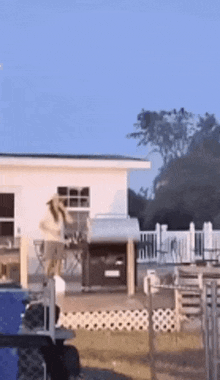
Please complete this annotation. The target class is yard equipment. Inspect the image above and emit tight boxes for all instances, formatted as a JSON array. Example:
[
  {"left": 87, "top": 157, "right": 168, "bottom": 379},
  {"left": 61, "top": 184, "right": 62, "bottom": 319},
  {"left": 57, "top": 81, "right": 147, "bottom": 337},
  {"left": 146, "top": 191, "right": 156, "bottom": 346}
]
[{"left": 0, "top": 278, "right": 81, "bottom": 379}]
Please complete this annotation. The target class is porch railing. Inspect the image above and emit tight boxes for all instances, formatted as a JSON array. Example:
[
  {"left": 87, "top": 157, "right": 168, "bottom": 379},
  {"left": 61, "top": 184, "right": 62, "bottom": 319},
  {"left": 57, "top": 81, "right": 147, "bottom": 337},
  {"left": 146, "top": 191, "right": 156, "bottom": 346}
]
[{"left": 137, "top": 222, "right": 219, "bottom": 264}]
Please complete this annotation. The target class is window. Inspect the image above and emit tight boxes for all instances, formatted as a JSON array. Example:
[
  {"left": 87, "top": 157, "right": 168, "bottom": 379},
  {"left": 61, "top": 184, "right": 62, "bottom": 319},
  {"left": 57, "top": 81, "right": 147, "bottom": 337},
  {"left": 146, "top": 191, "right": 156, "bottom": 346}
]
[
  {"left": 57, "top": 187, "right": 90, "bottom": 240},
  {"left": 0, "top": 193, "right": 14, "bottom": 236},
  {"left": 57, "top": 187, "right": 90, "bottom": 208},
  {"left": 0, "top": 193, "right": 14, "bottom": 218}
]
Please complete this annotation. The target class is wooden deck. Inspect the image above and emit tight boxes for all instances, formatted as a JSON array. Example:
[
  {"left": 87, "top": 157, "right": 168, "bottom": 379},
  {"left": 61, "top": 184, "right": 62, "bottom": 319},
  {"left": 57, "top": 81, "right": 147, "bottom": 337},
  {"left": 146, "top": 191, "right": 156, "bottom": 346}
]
[{"left": 28, "top": 264, "right": 175, "bottom": 313}]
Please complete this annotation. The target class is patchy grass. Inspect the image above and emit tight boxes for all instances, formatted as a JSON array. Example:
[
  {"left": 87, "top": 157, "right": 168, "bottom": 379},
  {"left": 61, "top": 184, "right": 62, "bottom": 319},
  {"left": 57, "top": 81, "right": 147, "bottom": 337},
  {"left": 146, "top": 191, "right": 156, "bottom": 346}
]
[
  {"left": 68, "top": 329, "right": 204, "bottom": 380},
  {"left": 155, "top": 331, "right": 203, "bottom": 352}
]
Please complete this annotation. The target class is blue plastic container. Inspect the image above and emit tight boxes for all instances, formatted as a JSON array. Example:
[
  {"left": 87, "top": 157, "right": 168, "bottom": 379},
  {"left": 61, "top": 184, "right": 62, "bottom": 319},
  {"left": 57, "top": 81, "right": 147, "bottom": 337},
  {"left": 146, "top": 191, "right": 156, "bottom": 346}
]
[{"left": 0, "top": 288, "right": 28, "bottom": 380}]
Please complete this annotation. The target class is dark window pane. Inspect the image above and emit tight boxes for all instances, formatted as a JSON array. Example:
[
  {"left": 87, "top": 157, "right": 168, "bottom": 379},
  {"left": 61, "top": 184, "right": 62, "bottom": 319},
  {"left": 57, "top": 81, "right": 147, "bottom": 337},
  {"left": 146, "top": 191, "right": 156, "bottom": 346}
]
[
  {"left": 0, "top": 222, "right": 14, "bottom": 236},
  {"left": 57, "top": 187, "right": 67, "bottom": 196},
  {"left": 81, "top": 188, "right": 89, "bottom": 196},
  {"left": 69, "top": 198, "right": 79, "bottom": 207},
  {"left": 69, "top": 188, "right": 78, "bottom": 196},
  {"left": 80, "top": 198, "right": 89, "bottom": 207},
  {"left": 0, "top": 194, "right": 14, "bottom": 218}
]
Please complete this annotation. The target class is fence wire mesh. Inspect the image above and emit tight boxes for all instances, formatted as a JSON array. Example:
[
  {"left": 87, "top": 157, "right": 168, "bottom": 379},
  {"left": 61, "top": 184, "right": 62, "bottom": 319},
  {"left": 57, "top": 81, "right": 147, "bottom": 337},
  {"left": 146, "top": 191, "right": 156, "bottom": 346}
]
[
  {"left": 17, "top": 348, "right": 46, "bottom": 380},
  {"left": 17, "top": 289, "right": 50, "bottom": 380}
]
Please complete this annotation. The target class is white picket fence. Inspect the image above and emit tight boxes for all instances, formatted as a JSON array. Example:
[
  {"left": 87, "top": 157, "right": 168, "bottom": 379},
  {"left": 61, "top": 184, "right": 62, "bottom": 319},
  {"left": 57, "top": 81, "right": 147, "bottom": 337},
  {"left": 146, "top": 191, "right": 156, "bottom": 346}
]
[{"left": 137, "top": 222, "right": 220, "bottom": 264}]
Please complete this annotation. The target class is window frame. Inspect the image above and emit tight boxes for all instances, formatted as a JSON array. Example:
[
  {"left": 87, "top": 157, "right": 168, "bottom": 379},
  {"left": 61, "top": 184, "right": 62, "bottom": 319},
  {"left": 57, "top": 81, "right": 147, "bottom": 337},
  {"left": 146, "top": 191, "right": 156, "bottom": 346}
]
[
  {"left": 57, "top": 186, "right": 90, "bottom": 209},
  {"left": 57, "top": 186, "right": 90, "bottom": 240}
]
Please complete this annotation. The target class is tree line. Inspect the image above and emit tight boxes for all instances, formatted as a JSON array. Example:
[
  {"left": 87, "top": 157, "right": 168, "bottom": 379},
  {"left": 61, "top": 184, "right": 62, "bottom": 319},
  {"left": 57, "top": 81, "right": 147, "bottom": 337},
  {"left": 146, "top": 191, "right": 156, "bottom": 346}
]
[{"left": 128, "top": 108, "right": 220, "bottom": 230}]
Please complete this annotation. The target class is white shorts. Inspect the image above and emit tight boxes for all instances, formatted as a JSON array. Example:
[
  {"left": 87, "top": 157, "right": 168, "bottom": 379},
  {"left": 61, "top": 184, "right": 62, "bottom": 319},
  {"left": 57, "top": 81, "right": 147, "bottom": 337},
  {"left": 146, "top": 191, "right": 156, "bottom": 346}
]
[{"left": 44, "top": 241, "right": 65, "bottom": 260}]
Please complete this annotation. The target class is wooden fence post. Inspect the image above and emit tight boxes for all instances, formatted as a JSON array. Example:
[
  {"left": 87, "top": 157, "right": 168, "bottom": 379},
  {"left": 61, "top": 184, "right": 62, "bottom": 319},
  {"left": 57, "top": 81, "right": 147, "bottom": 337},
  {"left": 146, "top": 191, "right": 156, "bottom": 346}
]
[{"left": 127, "top": 239, "right": 135, "bottom": 296}]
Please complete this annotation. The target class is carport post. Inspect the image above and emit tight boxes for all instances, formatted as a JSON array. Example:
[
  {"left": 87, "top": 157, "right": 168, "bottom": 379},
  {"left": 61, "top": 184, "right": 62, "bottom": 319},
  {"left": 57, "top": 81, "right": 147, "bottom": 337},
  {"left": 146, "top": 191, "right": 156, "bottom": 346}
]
[
  {"left": 20, "top": 236, "right": 28, "bottom": 288},
  {"left": 127, "top": 239, "right": 135, "bottom": 296}
]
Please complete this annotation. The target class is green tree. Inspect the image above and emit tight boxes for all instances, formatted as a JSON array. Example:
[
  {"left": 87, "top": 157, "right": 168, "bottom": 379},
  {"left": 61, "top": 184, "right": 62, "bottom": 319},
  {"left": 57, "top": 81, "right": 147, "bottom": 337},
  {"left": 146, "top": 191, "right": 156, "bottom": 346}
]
[
  {"left": 128, "top": 107, "right": 220, "bottom": 229},
  {"left": 127, "top": 108, "right": 220, "bottom": 167},
  {"left": 143, "top": 144, "right": 220, "bottom": 230},
  {"left": 127, "top": 108, "right": 196, "bottom": 165},
  {"left": 128, "top": 188, "right": 149, "bottom": 230},
  {"left": 188, "top": 112, "right": 220, "bottom": 152}
]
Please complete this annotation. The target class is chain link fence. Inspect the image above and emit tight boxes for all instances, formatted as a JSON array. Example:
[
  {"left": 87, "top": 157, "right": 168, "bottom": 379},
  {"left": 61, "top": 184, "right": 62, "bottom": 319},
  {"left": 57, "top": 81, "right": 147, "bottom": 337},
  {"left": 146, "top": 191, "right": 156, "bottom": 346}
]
[{"left": 146, "top": 270, "right": 220, "bottom": 380}]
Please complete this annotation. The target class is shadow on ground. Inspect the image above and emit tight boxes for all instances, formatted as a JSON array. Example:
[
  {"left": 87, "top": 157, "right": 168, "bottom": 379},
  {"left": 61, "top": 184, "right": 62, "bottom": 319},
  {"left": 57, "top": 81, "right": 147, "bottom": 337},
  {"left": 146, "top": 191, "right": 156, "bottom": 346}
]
[
  {"left": 141, "top": 349, "right": 206, "bottom": 380},
  {"left": 80, "top": 367, "right": 133, "bottom": 379}
]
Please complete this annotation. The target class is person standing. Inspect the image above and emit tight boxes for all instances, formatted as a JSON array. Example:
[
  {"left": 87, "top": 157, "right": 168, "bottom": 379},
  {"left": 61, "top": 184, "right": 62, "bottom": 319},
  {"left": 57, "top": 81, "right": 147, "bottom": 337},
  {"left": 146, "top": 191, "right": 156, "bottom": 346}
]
[{"left": 39, "top": 194, "right": 73, "bottom": 277}]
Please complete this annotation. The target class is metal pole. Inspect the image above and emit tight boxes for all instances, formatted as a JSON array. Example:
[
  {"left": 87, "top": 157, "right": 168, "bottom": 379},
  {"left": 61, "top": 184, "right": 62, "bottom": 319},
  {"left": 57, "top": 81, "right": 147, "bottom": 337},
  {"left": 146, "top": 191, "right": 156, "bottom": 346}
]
[
  {"left": 148, "top": 277, "right": 157, "bottom": 380},
  {"left": 43, "top": 282, "right": 47, "bottom": 332},
  {"left": 174, "top": 266, "right": 181, "bottom": 332},
  {"left": 203, "top": 283, "right": 211, "bottom": 380},
  {"left": 48, "top": 278, "right": 56, "bottom": 343},
  {"left": 211, "top": 281, "right": 218, "bottom": 380}
]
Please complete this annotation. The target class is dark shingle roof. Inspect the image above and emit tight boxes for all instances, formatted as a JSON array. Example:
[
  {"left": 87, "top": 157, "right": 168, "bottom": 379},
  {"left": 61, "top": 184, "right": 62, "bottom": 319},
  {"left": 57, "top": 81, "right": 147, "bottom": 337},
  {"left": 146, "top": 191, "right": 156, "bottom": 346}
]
[{"left": 0, "top": 153, "right": 148, "bottom": 161}]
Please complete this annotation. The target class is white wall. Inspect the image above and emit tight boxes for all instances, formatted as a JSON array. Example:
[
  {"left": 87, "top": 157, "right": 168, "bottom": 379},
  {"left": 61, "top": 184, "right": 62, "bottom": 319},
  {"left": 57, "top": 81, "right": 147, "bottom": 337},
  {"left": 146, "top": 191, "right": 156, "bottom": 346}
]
[{"left": 0, "top": 166, "right": 128, "bottom": 273}]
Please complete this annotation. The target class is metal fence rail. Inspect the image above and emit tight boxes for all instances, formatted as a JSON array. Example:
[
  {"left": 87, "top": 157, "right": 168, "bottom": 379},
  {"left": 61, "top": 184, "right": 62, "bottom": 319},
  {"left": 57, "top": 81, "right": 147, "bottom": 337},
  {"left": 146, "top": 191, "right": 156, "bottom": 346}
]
[{"left": 203, "top": 281, "right": 220, "bottom": 380}]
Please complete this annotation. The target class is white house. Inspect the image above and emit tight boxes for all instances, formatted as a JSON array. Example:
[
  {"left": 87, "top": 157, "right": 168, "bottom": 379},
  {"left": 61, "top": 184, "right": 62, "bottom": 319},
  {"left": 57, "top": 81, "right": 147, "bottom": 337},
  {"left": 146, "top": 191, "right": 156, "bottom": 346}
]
[{"left": 0, "top": 153, "right": 151, "bottom": 285}]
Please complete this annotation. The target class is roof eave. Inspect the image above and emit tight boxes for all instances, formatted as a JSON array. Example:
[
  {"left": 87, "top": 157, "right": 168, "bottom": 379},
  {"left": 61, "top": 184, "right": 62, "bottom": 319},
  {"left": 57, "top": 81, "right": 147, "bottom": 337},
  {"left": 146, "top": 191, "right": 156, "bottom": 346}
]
[{"left": 0, "top": 156, "right": 151, "bottom": 170}]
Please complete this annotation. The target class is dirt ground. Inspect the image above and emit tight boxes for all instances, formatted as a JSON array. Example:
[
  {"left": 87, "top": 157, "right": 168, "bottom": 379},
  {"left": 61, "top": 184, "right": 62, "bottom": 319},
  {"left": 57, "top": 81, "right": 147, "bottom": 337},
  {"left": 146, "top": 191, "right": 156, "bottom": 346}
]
[
  {"left": 78, "top": 350, "right": 205, "bottom": 380},
  {"left": 68, "top": 329, "right": 205, "bottom": 380},
  {"left": 29, "top": 263, "right": 207, "bottom": 379}
]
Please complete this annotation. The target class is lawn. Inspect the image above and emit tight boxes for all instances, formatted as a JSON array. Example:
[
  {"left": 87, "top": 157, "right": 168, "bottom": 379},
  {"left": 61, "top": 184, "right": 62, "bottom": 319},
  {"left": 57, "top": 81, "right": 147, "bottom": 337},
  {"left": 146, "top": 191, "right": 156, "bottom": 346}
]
[{"left": 68, "top": 329, "right": 205, "bottom": 380}]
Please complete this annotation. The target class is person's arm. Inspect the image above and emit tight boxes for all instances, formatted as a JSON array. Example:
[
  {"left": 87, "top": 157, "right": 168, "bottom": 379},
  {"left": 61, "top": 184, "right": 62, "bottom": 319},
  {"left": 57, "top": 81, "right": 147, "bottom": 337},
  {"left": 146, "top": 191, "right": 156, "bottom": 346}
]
[
  {"left": 65, "top": 212, "right": 74, "bottom": 224},
  {"left": 39, "top": 219, "right": 61, "bottom": 238},
  {"left": 59, "top": 203, "right": 74, "bottom": 224}
]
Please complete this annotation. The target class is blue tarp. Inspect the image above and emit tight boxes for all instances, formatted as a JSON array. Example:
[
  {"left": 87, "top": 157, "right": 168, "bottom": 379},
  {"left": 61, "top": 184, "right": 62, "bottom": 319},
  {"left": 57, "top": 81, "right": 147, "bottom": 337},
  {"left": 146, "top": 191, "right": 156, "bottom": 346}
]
[{"left": 0, "top": 290, "right": 28, "bottom": 380}]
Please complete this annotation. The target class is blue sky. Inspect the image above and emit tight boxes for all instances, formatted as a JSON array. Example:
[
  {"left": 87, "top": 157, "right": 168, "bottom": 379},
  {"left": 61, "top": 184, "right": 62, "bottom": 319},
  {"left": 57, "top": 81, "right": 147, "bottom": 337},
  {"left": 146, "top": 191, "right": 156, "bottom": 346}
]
[{"left": 0, "top": 0, "right": 220, "bottom": 193}]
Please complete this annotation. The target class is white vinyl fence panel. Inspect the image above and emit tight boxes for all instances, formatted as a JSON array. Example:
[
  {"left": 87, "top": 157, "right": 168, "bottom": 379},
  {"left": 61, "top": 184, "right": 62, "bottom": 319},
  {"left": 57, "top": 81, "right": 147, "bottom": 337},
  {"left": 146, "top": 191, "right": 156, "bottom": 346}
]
[
  {"left": 138, "top": 230, "right": 190, "bottom": 264},
  {"left": 137, "top": 231, "right": 157, "bottom": 263},
  {"left": 211, "top": 231, "right": 220, "bottom": 261},
  {"left": 137, "top": 222, "right": 217, "bottom": 264},
  {"left": 160, "top": 231, "right": 190, "bottom": 264}
]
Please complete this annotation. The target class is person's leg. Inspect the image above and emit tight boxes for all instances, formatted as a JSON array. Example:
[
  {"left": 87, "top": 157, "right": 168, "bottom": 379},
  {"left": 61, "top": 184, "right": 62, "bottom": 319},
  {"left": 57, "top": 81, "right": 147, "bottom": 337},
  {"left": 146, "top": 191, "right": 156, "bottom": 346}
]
[
  {"left": 46, "top": 259, "right": 56, "bottom": 277},
  {"left": 45, "top": 241, "right": 56, "bottom": 277},
  {"left": 54, "top": 243, "right": 65, "bottom": 276},
  {"left": 53, "top": 259, "right": 62, "bottom": 276}
]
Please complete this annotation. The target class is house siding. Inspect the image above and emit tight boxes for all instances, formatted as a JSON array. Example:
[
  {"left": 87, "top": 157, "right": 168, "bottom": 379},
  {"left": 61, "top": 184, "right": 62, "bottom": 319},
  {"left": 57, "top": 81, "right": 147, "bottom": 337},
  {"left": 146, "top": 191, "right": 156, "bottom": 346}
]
[{"left": 0, "top": 167, "right": 128, "bottom": 273}]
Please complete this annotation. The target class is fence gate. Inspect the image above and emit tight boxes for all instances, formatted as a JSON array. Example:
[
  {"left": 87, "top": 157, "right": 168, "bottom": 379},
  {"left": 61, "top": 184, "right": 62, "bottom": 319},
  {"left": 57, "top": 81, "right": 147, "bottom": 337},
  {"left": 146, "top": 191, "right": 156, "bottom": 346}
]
[{"left": 204, "top": 281, "right": 220, "bottom": 380}]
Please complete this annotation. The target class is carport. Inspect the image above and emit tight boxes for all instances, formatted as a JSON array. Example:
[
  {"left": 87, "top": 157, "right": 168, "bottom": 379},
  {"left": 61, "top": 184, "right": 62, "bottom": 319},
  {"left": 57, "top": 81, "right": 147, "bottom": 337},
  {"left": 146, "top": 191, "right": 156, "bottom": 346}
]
[{"left": 82, "top": 216, "right": 140, "bottom": 295}]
